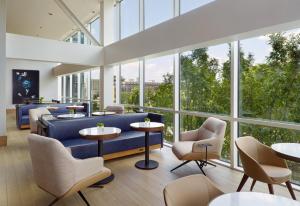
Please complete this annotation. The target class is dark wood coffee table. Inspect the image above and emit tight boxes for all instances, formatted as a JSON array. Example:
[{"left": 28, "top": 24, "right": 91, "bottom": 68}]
[{"left": 130, "top": 122, "right": 164, "bottom": 170}]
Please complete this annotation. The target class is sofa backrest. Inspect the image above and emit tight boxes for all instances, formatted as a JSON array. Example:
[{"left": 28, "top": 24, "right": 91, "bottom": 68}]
[{"left": 47, "top": 113, "right": 163, "bottom": 141}]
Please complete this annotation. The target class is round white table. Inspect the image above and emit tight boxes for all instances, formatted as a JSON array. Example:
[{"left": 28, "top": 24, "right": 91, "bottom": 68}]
[
  {"left": 79, "top": 127, "right": 121, "bottom": 185},
  {"left": 209, "top": 192, "right": 300, "bottom": 206},
  {"left": 130, "top": 122, "right": 164, "bottom": 170},
  {"left": 57, "top": 114, "right": 85, "bottom": 119},
  {"left": 92, "top": 111, "right": 116, "bottom": 116},
  {"left": 271, "top": 143, "right": 300, "bottom": 162}
]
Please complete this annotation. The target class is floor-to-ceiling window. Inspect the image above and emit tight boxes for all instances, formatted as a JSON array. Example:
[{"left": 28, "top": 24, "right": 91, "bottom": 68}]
[
  {"left": 91, "top": 69, "right": 101, "bottom": 111},
  {"left": 120, "top": 0, "right": 139, "bottom": 39},
  {"left": 120, "top": 62, "right": 139, "bottom": 105},
  {"left": 180, "top": 43, "right": 231, "bottom": 161},
  {"left": 80, "top": 71, "right": 90, "bottom": 100},
  {"left": 72, "top": 74, "right": 79, "bottom": 101},
  {"left": 144, "top": 0, "right": 173, "bottom": 29},
  {"left": 238, "top": 29, "right": 300, "bottom": 184},
  {"left": 90, "top": 17, "right": 100, "bottom": 42},
  {"left": 65, "top": 75, "right": 71, "bottom": 102}
]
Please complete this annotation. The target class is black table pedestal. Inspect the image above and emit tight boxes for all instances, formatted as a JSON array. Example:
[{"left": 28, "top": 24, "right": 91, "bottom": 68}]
[
  {"left": 91, "top": 139, "right": 114, "bottom": 186},
  {"left": 135, "top": 131, "right": 159, "bottom": 170}
]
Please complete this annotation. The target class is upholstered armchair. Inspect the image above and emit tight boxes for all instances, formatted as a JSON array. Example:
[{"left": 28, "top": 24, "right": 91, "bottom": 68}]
[
  {"left": 29, "top": 107, "right": 51, "bottom": 133},
  {"left": 105, "top": 105, "right": 124, "bottom": 114},
  {"left": 236, "top": 136, "right": 295, "bottom": 200},
  {"left": 171, "top": 117, "right": 227, "bottom": 175},
  {"left": 27, "top": 134, "right": 111, "bottom": 206},
  {"left": 163, "top": 174, "right": 223, "bottom": 206}
]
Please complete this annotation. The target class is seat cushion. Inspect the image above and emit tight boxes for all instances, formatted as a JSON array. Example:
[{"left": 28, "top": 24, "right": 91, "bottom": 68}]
[
  {"left": 62, "top": 131, "right": 162, "bottom": 159},
  {"left": 172, "top": 141, "right": 219, "bottom": 161},
  {"left": 260, "top": 164, "right": 291, "bottom": 183}
]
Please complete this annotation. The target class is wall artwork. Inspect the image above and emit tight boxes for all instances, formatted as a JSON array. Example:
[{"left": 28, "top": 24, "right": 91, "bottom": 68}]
[{"left": 12, "top": 69, "right": 39, "bottom": 104}]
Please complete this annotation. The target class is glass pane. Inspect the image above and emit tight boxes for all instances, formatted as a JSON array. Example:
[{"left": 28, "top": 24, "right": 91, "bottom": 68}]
[
  {"left": 180, "top": 43, "right": 231, "bottom": 114},
  {"left": 239, "top": 123, "right": 300, "bottom": 184},
  {"left": 145, "top": 55, "right": 174, "bottom": 108},
  {"left": 72, "top": 74, "right": 78, "bottom": 100},
  {"left": 121, "top": 62, "right": 139, "bottom": 105},
  {"left": 61, "top": 76, "right": 64, "bottom": 98},
  {"left": 80, "top": 71, "right": 90, "bottom": 100},
  {"left": 144, "top": 109, "right": 174, "bottom": 143},
  {"left": 72, "top": 33, "right": 79, "bottom": 43},
  {"left": 239, "top": 30, "right": 300, "bottom": 123},
  {"left": 180, "top": 114, "right": 231, "bottom": 162},
  {"left": 65, "top": 75, "right": 70, "bottom": 101},
  {"left": 180, "top": 0, "right": 215, "bottom": 14},
  {"left": 91, "top": 69, "right": 100, "bottom": 111},
  {"left": 120, "top": 0, "right": 139, "bottom": 39},
  {"left": 144, "top": 0, "right": 173, "bottom": 29},
  {"left": 91, "top": 18, "right": 100, "bottom": 42}
]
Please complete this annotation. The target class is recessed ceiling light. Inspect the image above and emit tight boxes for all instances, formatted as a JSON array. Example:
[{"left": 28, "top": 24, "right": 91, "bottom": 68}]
[
  {"left": 92, "top": 11, "right": 95, "bottom": 13},
  {"left": 39, "top": 26, "right": 43, "bottom": 29},
  {"left": 48, "top": 12, "right": 53, "bottom": 16}
]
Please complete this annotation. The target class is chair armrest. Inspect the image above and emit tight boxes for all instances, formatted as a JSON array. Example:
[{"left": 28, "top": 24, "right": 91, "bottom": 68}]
[
  {"left": 73, "top": 157, "right": 104, "bottom": 182},
  {"left": 192, "top": 138, "right": 218, "bottom": 153},
  {"left": 180, "top": 129, "right": 199, "bottom": 141}
]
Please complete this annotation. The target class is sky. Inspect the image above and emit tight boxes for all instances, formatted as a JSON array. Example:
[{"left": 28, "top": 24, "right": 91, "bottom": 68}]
[{"left": 120, "top": 0, "right": 300, "bottom": 82}]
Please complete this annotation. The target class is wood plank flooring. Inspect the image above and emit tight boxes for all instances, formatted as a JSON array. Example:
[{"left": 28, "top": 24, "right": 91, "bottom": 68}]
[{"left": 1, "top": 112, "right": 299, "bottom": 206}]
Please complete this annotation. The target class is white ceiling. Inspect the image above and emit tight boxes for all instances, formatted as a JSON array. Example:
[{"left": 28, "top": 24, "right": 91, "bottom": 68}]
[{"left": 6, "top": 0, "right": 100, "bottom": 40}]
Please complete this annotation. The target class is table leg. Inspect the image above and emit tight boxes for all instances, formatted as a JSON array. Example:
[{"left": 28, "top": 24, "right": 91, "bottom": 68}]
[
  {"left": 91, "top": 140, "right": 114, "bottom": 186},
  {"left": 135, "top": 131, "right": 159, "bottom": 170}
]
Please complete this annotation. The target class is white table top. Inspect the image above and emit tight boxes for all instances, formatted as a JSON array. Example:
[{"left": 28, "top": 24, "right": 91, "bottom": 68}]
[
  {"left": 271, "top": 143, "right": 300, "bottom": 162},
  {"left": 79, "top": 127, "right": 121, "bottom": 137},
  {"left": 209, "top": 192, "right": 300, "bottom": 206},
  {"left": 130, "top": 122, "right": 164, "bottom": 129},
  {"left": 57, "top": 114, "right": 85, "bottom": 119},
  {"left": 66, "top": 105, "right": 84, "bottom": 109},
  {"left": 92, "top": 111, "right": 116, "bottom": 116}
]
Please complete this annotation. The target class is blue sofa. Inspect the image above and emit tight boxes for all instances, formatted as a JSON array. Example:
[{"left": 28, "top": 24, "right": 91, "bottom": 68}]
[
  {"left": 16, "top": 103, "right": 89, "bottom": 129},
  {"left": 44, "top": 113, "right": 164, "bottom": 159}
]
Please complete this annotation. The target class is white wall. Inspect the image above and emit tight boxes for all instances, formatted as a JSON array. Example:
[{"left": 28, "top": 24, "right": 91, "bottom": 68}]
[
  {"left": 0, "top": 0, "right": 6, "bottom": 137},
  {"left": 6, "top": 59, "right": 58, "bottom": 109},
  {"left": 104, "top": 0, "right": 300, "bottom": 65},
  {"left": 6, "top": 33, "right": 104, "bottom": 66}
]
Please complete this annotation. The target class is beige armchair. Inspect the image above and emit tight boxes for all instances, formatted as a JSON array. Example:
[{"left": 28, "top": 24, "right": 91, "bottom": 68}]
[
  {"left": 236, "top": 136, "right": 295, "bottom": 200},
  {"left": 171, "top": 117, "right": 227, "bottom": 175},
  {"left": 27, "top": 134, "right": 111, "bottom": 205},
  {"left": 163, "top": 174, "right": 223, "bottom": 206},
  {"left": 105, "top": 104, "right": 124, "bottom": 114},
  {"left": 29, "top": 107, "right": 51, "bottom": 133}
]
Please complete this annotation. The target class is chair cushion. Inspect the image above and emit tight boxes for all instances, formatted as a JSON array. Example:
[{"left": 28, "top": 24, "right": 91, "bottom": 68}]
[
  {"left": 21, "top": 115, "right": 29, "bottom": 124},
  {"left": 172, "top": 141, "right": 219, "bottom": 161},
  {"left": 260, "top": 164, "right": 291, "bottom": 183}
]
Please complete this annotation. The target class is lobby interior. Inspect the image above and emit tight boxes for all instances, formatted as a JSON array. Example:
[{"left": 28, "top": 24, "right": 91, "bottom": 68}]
[{"left": 1, "top": 0, "right": 300, "bottom": 206}]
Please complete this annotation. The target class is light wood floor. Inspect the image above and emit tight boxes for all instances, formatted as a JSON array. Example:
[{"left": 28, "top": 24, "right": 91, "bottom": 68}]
[{"left": 1, "top": 112, "right": 300, "bottom": 206}]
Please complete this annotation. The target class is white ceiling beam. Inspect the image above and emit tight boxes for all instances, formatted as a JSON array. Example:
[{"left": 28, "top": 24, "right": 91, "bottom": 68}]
[{"left": 54, "top": 0, "right": 100, "bottom": 46}]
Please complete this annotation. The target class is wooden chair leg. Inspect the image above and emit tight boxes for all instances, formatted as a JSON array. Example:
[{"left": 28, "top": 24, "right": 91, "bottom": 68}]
[
  {"left": 286, "top": 181, "right": 296, "bottom": 200},
  {"left": 237, "top": 174, "right": 249, "bottom": 192},
  {"left": 250, "top": 179, "right": 256, "bottom": 191},
  {"left": 268, "top": 184, "right": 274, "bottom": 194}
]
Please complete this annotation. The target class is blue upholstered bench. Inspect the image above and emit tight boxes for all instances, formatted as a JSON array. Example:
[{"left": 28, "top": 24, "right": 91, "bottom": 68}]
[
  {"left": 16, "top": 103, "right": 89, "bottom": 129},
  {"left": 44, "top": 113, "right": 164, "bottom": 159}
]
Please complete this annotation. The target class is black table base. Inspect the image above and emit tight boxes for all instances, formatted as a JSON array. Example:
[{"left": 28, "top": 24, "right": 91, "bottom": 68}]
[
  {"left": 135, "top": 160, "right": 159, "bottom": 170},
  {"left": 91, "top": 174, "right": 115, "bottom": 187}
]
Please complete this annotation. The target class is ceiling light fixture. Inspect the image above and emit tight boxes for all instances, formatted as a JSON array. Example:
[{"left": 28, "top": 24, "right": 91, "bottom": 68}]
[{"left": 48, "top": 12, "right": 53, "bottom": 16}]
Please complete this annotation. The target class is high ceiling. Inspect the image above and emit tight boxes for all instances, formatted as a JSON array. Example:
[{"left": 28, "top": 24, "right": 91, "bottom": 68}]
[{"left": 6, "top": 0, "right": 100, "bottom": 40}]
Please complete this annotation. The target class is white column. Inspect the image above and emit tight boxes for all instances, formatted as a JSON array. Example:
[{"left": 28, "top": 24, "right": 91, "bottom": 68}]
[
  {"left": 0, "top": 0, "right": 7, "bottom": 145},
  {"left": 230, "top": 41, "right": 239, "bottom": 168}
]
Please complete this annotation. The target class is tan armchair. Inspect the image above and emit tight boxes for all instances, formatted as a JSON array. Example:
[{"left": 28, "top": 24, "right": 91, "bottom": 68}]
[
  {"left": 27, "top": 134, "right": 111, "bottom": 205},
  {"left": 163, "top": 174, "right": 223, "bottom": 206},
  {"left": 235, "top": 136, "right": 295, "bottom": 200},
  {"left": 105, "top": 104, "right": 124, "bottom": 114},
  {"left": 29, "top": 107, "right": 51, "bottom": 133},
  {"left": 171, "top": 117, "right": 227, "bottom": 175}
]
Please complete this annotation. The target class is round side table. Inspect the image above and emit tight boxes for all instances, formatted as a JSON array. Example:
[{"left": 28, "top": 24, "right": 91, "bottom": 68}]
[
  {"left": 130, "top": 122, "right": 164, "bottom": 170},
  {"left": 79, "top": 127, "right": 121, "bottom": 185},
  {"left": 66, "top": 105, "right": 84, "bottom": 114}
]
